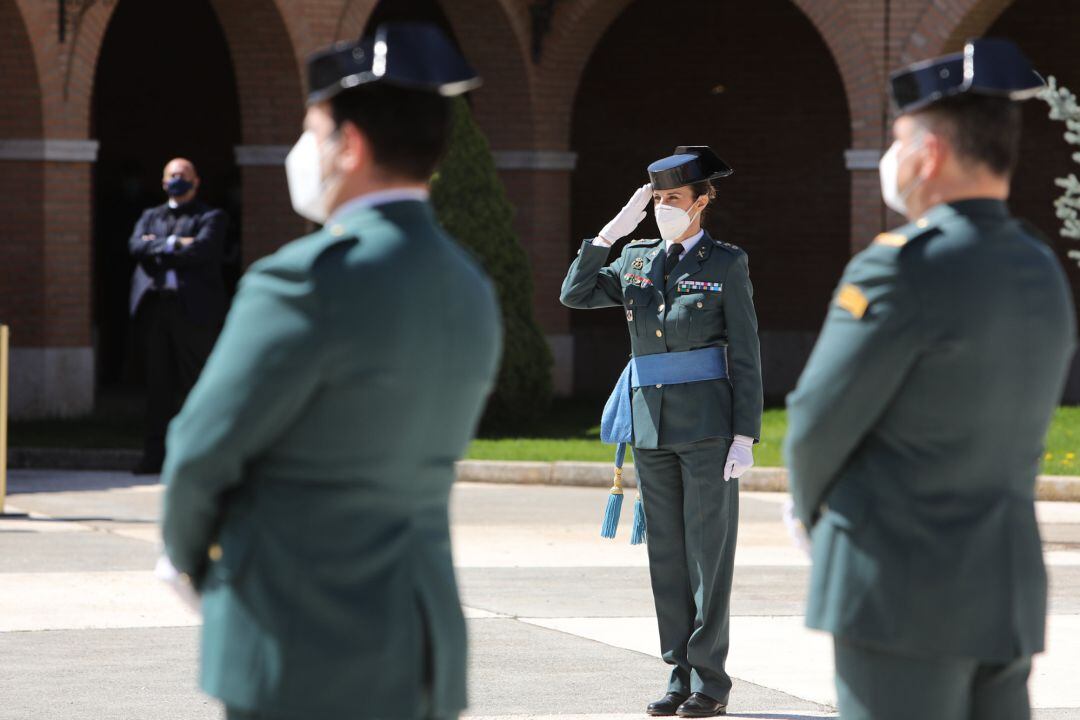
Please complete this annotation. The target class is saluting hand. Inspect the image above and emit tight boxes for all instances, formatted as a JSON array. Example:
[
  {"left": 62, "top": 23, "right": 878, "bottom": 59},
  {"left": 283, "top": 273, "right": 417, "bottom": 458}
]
[{"left": 596, "top": 183, "right": 652, "bottom": 247}]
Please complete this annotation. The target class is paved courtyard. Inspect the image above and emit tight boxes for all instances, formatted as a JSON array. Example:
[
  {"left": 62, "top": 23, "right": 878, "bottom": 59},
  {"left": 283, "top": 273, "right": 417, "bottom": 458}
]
[{"left": 2, "top": 470, "right": 1079, "bottom": 719}]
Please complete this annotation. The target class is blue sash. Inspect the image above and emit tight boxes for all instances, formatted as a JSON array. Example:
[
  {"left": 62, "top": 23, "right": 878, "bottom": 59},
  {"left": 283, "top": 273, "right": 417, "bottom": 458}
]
[{"left": 600, "top": 346, "right": 729, "bottom": 450}]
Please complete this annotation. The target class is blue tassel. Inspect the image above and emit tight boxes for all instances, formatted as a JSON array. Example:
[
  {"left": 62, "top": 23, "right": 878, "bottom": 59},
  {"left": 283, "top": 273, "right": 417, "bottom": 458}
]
[
  {"left": 630, "top": 495, "right": 647, "bottom": 545},
  {"left": 600, "top": 489, "right": 624, "bottom": 538},
  {"left": 600, "top": 461, "right": 625, "bottom": 539}
]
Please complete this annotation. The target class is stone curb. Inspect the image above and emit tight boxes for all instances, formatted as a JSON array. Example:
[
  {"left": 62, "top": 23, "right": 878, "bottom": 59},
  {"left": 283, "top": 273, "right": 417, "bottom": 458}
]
[
  {"left": 8, "top": 449, "right": 1080, "bottom": 502},
  {"left": 456, "top": 460, "right": 1080, "bottom": 502}
]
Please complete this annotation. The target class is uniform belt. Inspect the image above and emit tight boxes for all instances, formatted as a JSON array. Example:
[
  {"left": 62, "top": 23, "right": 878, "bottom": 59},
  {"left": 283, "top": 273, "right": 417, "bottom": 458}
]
[{"left": 601, "top": 346, "right": 728, "bottom": 447}]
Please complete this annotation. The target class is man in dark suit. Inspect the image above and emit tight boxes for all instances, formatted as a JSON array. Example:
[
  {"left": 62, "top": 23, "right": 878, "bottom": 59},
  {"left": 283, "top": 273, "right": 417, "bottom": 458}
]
[
  {"left": 785, "top": 39, "right": 1077, "bottom": 720},
  {"left": 160, "top": 24, "right": 501, "bottom": 720},
  {"left": 129, "top": 157, "right": 227, "bottom": 474}
]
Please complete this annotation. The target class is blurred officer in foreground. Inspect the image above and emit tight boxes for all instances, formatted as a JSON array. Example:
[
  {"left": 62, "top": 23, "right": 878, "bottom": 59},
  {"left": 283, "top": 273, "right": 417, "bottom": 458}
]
[
  {"left": 785, "top": 38, "right": 1077, "bottom": 720},
  {"left": 561, "top": 147, "right": 763, "bottom": 718},
  {"left": 160, "top": 24, "right": 501, "bottom": 720},
  {"left": 129, "top": 158, "right": 227, "bottom": 474}
]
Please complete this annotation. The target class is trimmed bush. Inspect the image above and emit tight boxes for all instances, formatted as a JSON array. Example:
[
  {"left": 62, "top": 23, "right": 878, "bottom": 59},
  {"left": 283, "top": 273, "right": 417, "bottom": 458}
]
[{"left": 431, "top": 97, "right": 553, "bottom": 429}]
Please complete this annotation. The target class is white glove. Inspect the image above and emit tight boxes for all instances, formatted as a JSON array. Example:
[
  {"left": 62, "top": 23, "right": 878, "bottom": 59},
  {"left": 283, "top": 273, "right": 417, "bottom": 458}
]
[
  {"left": 595, "top": 183, "right": 653, "bottom": 246},
  {"left": 782, "top": 498, "right": 812, "bottom": 556},
  {"left": 723, "top": 435, "right": 755, "bottom": 481},
  {"left": 154, "top": 554, "right": 202, "bottom": 614}
]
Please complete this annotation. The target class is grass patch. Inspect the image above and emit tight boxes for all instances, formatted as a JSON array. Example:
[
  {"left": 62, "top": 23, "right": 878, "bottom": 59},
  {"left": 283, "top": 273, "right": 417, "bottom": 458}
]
[
  {"left": 467, "top": 407, "right": 789, "bottom": 464},
  {"left": 1045, "top": 406, "right": 1080, "bottom": 475},
  {"left": 467, "top": 404, "right": 1080, "bottom": 477},
  {"left": 8, "top": 392, "right": 1080, "bottom": 477}
]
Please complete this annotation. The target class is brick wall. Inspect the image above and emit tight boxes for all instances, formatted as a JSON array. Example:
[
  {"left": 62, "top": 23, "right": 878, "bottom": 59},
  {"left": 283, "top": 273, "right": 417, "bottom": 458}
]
[
  {"left": 5, "top": 0, "right": 1079, "bottom": 413},
  {"left": 0, "top": 0, "right": 44, "bottom": 346}
]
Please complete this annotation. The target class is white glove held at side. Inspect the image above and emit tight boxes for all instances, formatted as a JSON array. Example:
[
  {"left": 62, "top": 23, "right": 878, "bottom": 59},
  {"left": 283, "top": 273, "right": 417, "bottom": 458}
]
[
  {"left": 154, "top": 554, "right": 202, "bottom": 614},
  {"left": 723, "top": 435, "right": 755, "bottom": 481},
  {"left": 595, "top": 183, "right": 653, "bottom": 246},
  {"left": 782, "top": 498, "right": 812, "bottom": 556}
]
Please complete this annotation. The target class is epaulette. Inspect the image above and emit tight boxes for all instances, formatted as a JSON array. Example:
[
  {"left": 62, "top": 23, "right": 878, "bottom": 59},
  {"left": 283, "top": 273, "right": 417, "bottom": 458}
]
[
  {"left": 266, "top": 223, "right": 359, "bottom": 273},
  {"left": 713, "top": 239, "right": 744, "bottom": 255},
  {"left": 629, "top": 237, "right": 662, "bottom": 247},
  {"left": 872, "top": 217, "right": 940, "bottom": 249}
]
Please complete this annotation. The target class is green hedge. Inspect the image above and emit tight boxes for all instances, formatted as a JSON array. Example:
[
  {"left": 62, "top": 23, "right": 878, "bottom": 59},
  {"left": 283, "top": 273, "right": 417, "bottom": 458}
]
[{"left": 431, "top": 97, "right": 553, "bottom": 429}]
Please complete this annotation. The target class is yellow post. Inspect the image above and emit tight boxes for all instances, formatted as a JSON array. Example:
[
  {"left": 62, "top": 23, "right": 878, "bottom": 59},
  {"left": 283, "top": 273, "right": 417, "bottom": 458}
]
[{"left": 0, "top": 324, "right": 8, "bottom": 514}]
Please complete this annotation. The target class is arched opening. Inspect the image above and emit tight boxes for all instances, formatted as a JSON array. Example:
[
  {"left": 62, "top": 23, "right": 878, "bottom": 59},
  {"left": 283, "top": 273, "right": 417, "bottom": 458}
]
[
  {"left": 982, "top": 0, "right": 1080, "bottom": 399},
  {"left": 983, "top": 1, "right": 1080, "bottom": 298},
  {"left": 362, "top": 0, "right": 457, "bottom": 41},
  {"left": 91, "top": 0, "right": 241, "bottom": 391},
  {"left": 0, "top": 0, "right": 44, "bottom": 346},
  {"left": 569, "top": 0, "right": 851, "bottom": 397}
]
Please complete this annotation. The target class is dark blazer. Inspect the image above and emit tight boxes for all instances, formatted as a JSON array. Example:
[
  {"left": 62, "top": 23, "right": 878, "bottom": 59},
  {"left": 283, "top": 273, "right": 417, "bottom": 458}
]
[
  {"left": 560, "top": 232, "right": 764, "bottom": 446},
  {"left": 161, "top": 200, "right": 502, "bottom": 719},
  {"left": 786, "top": 199, "right": 1077, "bottom": 662},
  {"left": 128, "top": 200, "right": 228, "bottom": 325}
]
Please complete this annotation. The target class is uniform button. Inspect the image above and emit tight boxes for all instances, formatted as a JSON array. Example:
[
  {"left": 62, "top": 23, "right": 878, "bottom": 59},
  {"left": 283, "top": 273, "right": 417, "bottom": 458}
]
[
  {"left": 628, "top": 299, "right": 634, "bottom": 305},
  {"left": 696, "top": 301, "right": 703, "bottom": 308},
  {"left": 656, "top": 384, "right": 663, "bottom": 389},
  {"left": 208, "top": 544, "right": 223, "bottom": 562},
  {"left": 330, "top": 224, "right": 346, "bottom": 236},
  {"left": 658, "top": 304, "right": 665, "bottom": 312},
  {"left": 655, "top": 329, "right": 663, "bottom": 337}
]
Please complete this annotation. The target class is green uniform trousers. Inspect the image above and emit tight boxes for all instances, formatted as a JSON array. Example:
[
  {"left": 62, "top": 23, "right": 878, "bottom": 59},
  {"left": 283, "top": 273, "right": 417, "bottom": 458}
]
[
  {"left": 834, "top": 637, "right": 1032, "bottom": 720},
  {"left": 634, "top": 437, "right": 738, "bottom": 702}
]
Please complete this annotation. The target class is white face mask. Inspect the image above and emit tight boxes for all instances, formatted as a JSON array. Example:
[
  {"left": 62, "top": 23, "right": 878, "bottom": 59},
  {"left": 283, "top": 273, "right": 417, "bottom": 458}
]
[
  {"left": 285, "top": 130, "right": 341, "bottom": 224},
  {"left": 879, "top": 136, "right": 924, "bottom": 216},
  {"left": 655, "top": 201, "right": 701, "bottom": 242}
]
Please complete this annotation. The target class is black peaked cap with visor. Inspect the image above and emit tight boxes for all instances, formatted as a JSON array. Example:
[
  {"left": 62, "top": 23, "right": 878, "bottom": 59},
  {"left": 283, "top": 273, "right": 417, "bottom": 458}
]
[
  {"left": 647, "top": 146, "right": 734, "bottom": 192},
  {"left": 889, "top": 37, "right": 1043, "bottom": 114},
  {"left": 305, "top": 22, "right": 481, "bottom": 105}
]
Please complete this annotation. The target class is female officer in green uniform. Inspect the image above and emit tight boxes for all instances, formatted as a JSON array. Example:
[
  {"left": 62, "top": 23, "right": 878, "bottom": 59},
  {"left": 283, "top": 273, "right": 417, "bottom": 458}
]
[{"left": 560, "top": 146, "right": 764, "bottom": 718}]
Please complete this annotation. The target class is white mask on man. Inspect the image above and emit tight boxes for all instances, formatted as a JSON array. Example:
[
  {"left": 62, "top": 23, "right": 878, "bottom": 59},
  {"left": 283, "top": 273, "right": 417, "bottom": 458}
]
[
  {"left": 878, "top": 135, "right": 925, "bottom": 216},
  {"left": 655, "top": 201, "right": 701, "bottom": 242},
  {"left": 285, "top": 130, "right": 341, "bottom": 224}
]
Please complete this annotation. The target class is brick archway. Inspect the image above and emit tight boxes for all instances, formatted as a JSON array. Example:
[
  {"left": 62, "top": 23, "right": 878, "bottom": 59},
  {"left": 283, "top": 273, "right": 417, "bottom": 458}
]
[
  {"left": 899, "top": 0, "right": 1015, "bottom": 64},
  {"left": 540, "top": 0, "right": 875, "bottom": 150},
  {"left": 564, "top": 0, "right": 853, "bottom": 397}
]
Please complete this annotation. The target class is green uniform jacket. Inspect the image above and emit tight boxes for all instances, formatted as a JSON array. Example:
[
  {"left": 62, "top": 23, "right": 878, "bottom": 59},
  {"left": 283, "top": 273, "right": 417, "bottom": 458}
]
[
  {"left": 161, "top": 200, "right": 502, "bottom": 718},
  {"left": 785, "top": 199, "right": 1077, "bottom": 661},
  {"left": 560, "top": 233, "right": 763, "bottom": 446}
]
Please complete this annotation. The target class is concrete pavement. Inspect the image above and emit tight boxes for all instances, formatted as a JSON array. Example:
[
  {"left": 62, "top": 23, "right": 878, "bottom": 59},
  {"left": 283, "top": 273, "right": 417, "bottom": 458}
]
[{"left": 2, "top": 470, "right": 1080, "bottom": 719}]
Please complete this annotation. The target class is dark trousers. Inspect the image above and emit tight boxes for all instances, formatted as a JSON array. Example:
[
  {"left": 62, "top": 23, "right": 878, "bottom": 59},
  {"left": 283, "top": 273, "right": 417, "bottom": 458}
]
[
  {"left": 137, "top": 291, "right": 217, "bottom": 463},
  {"left": 834, "top": 636, "right": 1032, "bottom": 720},
  {"left": 634, "top": 437, "right": 738, "bottom": 702}
]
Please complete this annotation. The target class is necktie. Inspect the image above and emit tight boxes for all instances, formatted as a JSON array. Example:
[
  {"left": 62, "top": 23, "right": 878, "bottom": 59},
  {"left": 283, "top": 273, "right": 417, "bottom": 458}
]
[{"left": 664, "top": 243, "right": 684, "bottom": 284}]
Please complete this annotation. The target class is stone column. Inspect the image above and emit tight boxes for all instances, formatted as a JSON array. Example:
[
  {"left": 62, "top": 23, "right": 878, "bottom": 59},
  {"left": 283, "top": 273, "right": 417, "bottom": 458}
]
[
  {"left": 233, "top": 144, "right": 308, "bottom": 264},
  {"left": 0, "top": 138, "right": 97, "bottom": 418},
  {"left": 493, "top": 149, "right": 577, "bottom": 396}
]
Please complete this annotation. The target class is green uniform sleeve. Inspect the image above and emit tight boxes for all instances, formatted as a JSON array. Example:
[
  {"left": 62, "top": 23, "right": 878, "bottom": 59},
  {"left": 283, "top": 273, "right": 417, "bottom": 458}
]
[
  {"left": 559, "top": 240, "right": 625, "bottom": 309},
  {"left": 161, "top": 258, "right": 325, "bottom": 582},
  {"left": 784, "top": 248, "right": 923, "bottom": 527},
  {"left": 723, "top": 252, "right": 764, "bottom": 439}
]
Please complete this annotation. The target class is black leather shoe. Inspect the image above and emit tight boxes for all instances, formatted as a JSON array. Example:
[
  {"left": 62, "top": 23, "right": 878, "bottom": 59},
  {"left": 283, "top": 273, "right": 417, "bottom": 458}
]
[
  {"left": 676, "top": 692, "right": 727, "bottom": 717},
  {"left": 647, "top": 692, "right": 689, "bottom": 716}
]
